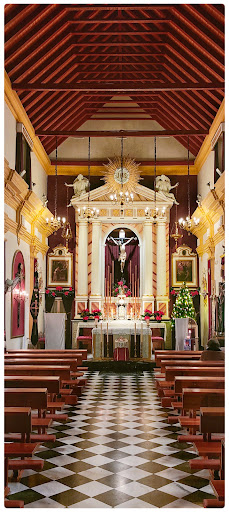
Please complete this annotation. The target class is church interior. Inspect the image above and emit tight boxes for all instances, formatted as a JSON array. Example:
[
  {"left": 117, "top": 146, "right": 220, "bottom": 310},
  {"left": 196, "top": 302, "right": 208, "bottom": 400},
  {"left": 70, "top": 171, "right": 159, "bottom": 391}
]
[{"left": 4, "top": 3, "right": 225, "bottom": 509}]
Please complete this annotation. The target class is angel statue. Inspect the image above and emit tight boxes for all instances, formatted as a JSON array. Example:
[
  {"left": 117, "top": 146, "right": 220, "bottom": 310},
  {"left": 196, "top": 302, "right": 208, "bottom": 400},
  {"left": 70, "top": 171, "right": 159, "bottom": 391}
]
[
  {"left": 155, "top": 175, "right": 179, "bottom": 204},
  {"left": 108, "top": 236, "right": 137, "bottom": 273},
  {"left": 65, "top": 174, "right": 89, "bottom": 198}
]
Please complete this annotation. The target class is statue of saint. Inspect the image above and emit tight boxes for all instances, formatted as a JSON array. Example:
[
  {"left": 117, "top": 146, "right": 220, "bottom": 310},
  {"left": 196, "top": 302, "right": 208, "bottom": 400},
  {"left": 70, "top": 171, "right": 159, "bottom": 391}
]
[{"left": 65, "top": 174, "right": 89, "bottom": 197}]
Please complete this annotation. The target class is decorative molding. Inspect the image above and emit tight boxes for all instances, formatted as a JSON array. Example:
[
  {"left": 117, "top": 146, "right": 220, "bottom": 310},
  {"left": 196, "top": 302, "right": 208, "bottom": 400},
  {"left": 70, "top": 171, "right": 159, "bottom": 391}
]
[
  {"left": 17, "top": 122, "right": 33, "bottom": 150},
  {"left": 211, "top": 122, "right": 225, "bottom": 149},
  {"left": 4, "top": 71, "right": 50, "bottom": 173},
  {"left": 195, "top": 99, "right": 225, "bottom": 173}
]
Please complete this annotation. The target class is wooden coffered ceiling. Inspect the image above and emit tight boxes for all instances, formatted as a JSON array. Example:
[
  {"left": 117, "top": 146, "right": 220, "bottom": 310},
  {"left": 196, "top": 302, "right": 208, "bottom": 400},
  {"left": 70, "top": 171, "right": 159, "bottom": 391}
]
[{"left": 5, "top": 3, "right": 224, "bottom": 172}]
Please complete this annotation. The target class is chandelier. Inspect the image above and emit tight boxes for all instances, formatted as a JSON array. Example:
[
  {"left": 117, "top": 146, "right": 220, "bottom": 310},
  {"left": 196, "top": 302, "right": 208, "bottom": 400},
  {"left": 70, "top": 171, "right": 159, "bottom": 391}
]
[
  {"left": 46, "top": 137, "right": 66, "bottom": 234},
  {"left": 179, "top": 137, "right": 199, "bottom": 233},
  {"left": 170, "top": 185, "right": 183, "bottom": 249},
  {"left": 62, "top": 185, "right": 72, "bottom": 249}
]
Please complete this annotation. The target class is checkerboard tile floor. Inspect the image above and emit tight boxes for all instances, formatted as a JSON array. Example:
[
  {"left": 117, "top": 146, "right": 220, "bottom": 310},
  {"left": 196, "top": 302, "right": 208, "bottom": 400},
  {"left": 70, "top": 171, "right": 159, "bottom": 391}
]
[{"left": 8, "top": 371, "right": 215, "bottom": 508}]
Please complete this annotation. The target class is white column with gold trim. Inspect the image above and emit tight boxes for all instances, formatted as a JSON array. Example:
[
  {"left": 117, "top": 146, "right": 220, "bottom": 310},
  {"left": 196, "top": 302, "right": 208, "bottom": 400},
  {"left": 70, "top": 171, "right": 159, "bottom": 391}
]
[
  {"left": 90, "top": 219, "right": 102, "bottom": 308},
  {"left": 156, "top": 216, "right": 169, "bottom": 317},
  {"left": 76, "top": 219, "right": 88, "bottom": 317},
  {"left": 142, "top": 220, "right": 154, "bottom": 310}
]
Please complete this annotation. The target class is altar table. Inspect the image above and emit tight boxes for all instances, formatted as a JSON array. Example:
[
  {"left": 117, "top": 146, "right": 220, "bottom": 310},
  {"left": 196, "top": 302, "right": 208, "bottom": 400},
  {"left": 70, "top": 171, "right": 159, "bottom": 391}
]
[{"left": 92, "top": 320, "right": 151, "bottom": 360}]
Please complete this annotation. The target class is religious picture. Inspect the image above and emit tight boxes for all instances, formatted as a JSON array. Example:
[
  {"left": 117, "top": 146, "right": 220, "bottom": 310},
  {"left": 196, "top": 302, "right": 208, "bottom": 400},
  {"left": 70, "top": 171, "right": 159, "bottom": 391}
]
[
  {"left": 51, "top": 260, "right": 69, "bottom": 283},
  {"left": 47, "top": 245, "right": 73, "bottom": 288},
  {"left": 172, "top": 245, "right": 197, "bottom": 287},
  {"left": 176, "top": 260, "right": 193, "bottom": 283}
]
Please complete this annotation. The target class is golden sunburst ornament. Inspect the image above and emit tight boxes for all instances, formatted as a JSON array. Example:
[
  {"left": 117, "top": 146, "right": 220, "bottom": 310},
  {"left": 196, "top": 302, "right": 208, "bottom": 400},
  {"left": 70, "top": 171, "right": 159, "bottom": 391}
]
[{"left": 103, "top": 156, "right": 141, "bottom": 195}]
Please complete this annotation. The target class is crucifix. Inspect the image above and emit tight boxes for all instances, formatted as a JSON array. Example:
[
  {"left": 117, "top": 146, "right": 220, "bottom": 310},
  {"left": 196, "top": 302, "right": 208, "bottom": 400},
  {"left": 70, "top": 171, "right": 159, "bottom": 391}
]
[{"left": 107, "top": 231, "right": 137, "bottom": 273}]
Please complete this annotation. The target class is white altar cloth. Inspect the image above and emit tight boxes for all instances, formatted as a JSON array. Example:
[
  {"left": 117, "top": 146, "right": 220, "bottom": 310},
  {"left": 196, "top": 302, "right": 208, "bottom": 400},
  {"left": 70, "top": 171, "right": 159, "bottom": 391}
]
[
  {"left": 93, "top": 320, "right": 151, "bottom": 335},
  {"left": 44, "top": 312, "right": 66, "bottom": 350}
]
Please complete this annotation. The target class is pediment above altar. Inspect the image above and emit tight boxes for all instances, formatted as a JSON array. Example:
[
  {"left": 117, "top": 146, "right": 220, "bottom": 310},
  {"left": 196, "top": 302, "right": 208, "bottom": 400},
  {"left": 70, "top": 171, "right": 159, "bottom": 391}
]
[{"left": 70, "top": 182, "right": 175, "bottom": 210}]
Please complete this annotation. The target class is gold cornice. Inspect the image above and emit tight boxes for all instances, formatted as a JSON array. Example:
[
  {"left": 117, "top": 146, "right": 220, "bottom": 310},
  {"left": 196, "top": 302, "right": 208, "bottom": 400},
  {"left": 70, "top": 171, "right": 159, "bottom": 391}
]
[
  {"left": 4, "top": 70, "right": 50, "bottom": 173},
  {"left": 4, "top": 159, "right": 55, "bottom": 238},
  {"left": 195, "top": 99, "right": 225, "bottom": 173},
  {"left": 47, "top": 163, "right": 197, "bottom": 176},
  {"left": 4, "top": 213, "right": 49, "bottom": 256}
]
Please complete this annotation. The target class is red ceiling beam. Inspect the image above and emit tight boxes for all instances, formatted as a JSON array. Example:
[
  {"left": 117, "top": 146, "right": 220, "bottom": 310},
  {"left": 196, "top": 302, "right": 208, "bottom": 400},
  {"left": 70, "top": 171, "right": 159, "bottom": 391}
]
[
  {"left": 50, "top": 158, "right": 195, "bottom": 166},
  {"left": 36, "top": 129, "right": 208, "bottom": 137},
  {"left": 13, "top": 81, "right": 224, "bottom": 91},
  {"left": 71, "top": 30, "right": 168, "bottom": 35}
]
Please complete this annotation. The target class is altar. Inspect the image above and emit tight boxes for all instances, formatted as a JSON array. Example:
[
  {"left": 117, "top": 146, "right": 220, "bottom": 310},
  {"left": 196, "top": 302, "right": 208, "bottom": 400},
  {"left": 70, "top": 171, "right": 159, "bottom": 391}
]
[{"left": 92, "top": 320, "right": 151, "bottom": 360}]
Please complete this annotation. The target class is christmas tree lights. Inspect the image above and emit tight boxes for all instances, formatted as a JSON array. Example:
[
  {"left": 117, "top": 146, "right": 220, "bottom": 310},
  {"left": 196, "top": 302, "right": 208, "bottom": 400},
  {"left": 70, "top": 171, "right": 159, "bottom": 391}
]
[{"left": 171, "top": 282, "right": 196, "bottom": 326}]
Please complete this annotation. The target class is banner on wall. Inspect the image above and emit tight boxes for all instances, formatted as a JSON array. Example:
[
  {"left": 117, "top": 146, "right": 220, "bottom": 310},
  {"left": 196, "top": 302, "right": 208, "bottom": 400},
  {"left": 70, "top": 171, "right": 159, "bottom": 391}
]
[{"left": 11, "top": 250, "right": 25, "bottom": 338}]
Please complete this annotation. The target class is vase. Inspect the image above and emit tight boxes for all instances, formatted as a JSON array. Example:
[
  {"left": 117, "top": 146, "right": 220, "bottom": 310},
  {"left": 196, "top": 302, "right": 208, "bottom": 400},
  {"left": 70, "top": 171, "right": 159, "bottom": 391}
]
[
  {"left": 95, "top": 317, "right": 99, "bottom": 326},
  {"left": 146, "top": 318, "right": 150, "bottom": 326}
]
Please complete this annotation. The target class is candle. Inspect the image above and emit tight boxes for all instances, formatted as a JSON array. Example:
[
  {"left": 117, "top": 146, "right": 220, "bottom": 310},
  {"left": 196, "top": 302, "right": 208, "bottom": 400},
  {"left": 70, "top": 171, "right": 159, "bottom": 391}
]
[
  {"left": 130, "top": 260, "right": 132, "bottom": 292},
  {"left": 112, "top": 260, "right": 114, "bottom": 286}
]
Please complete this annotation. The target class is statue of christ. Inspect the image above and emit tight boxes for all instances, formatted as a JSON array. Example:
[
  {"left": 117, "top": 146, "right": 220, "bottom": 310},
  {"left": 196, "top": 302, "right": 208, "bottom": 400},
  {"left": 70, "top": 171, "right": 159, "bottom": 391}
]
[{"left": 108, "top": 236, "right": 136, "bottom": 273}]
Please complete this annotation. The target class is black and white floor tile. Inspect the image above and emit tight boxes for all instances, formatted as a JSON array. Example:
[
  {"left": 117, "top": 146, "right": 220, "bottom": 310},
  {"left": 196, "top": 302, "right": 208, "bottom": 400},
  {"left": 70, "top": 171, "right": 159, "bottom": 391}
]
[{"left": 8, "top": 371, "right": 215, "bottom": 508}]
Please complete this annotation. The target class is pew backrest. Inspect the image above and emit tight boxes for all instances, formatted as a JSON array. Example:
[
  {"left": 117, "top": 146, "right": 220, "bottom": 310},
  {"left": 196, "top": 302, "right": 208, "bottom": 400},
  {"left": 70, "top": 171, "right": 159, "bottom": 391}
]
[
  {"left": 200, "top": 407, "right": 225, "bottom": 434},
  {"left": 175, "top": 376, "right": 225, "bottom": 394},
  {"left": 5, "top": 388, "right": 48, "bottom": 409},
  {"left": 165, "top": 366, "right": 225, "bottom": 381},
  {"left": 4, "top": 376, "right": 60, "bottom": 394},
  {"left": 5, "top": 407, "right": 31, "bottom": 434},
  {"left": 182, "top": 388, "right": 225, "bottom": 410}
]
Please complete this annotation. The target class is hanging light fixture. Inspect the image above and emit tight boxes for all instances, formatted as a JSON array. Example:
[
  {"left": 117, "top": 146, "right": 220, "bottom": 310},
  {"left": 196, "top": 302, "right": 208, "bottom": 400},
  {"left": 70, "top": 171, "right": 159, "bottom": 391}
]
[
  {"left": 170, "top": 187, "right": 183, "bottom": 249},
  {"left": 46, "top": 137, "right": 66, "bottom": 234},
  {"left": 178, "top": 137, "right": 199, "bottom": 233},
  {"left": 62, "top": 185, "right": 73, "bottom": 250},
  {"left": 77, "top": 137, "right": 99, "bottom": 219},
  {"left": 109, "top": 137, "right": 134, "bottom": 210}
]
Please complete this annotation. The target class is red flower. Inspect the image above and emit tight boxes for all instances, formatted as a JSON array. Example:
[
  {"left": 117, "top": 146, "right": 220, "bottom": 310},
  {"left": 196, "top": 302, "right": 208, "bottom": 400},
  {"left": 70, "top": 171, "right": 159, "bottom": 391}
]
[
  {"left": 171, "top": 289, "right": 176, "bottom": 295},
  {"left": 123, "top": 285, "right": 128, "bottom": 289},
  {"left": 64, "top": 291, "right": 69, "bottom": 296},
  {"left": 94, "top": 315, "right": 99, "bottom": 320},
  {"left": 51, "top": 292, "right": 55, "bottom": 297},
  {"left": 145, "top": 315, "right": 150, "bottom": 320},
  {"left": 69, "top": 287, "right": 72, "bottom": 291},
  {"left": 45, "top": 289, "right": 50, "bottom": 294},
  {"left": 85, "top": 309, "right": 89, "bottom": 312},
  {"left": 118, "top": 281, "right": 123, "bottom": 286},
  {"left": 156, "top": 315, "right": 162, "bottom": 321},
  {"left": 115, "top": 287, "right": 119, "bottom": 292},
  {"left": 56, "top": 286, "right": 63, "bottom": 291},
  {"left": 84, "top": 316, "right": 89, "bottom": 321}
]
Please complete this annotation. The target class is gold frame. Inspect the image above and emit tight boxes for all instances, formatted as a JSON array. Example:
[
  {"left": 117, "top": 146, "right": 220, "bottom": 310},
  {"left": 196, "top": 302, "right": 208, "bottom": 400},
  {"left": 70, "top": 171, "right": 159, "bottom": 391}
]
[
  {"left": 172, "top": 245, "right": 197, "bottom": 288},
  {"left": 47, "top": 245, "right": 73, "bottom": 288}
]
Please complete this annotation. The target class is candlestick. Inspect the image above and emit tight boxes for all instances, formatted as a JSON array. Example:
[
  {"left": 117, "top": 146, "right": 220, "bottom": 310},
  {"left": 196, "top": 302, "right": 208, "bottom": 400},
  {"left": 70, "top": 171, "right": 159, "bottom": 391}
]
[
  {"left": 140, "top": 321, "right": 143, "bottom": 358},
  {"left": 130, "top": 260, "right": 132, "bottom": 292},
  {"left": 112, "top": 260, "right": 114, "bottom": 287},
  {"left": 106, "top": 321, "right": 109, "bottom": 358},
  {"left": 100, "top": 321, "right": 103, "bottom": 358},
  {"left": 134, "top": 321, "right": 137, "bottom": 358}
]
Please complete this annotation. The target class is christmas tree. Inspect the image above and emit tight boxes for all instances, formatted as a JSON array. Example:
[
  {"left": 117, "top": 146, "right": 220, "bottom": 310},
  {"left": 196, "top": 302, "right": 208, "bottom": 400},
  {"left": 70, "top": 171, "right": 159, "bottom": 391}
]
[{"left": 171, "top": 282, "right": 196, "bottom": 326}]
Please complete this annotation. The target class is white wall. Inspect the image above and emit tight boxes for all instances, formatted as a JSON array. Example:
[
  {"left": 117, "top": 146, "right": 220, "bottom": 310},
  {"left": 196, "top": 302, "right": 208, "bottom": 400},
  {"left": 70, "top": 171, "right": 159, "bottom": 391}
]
[
  {"left": 31, "top": 152, "right": 47, "bottom": 202},
  {"left": 4, "top": 101, "right": 17, "bottom": 169},
  {"left": 215, "top": 239, "right": 224, "bottom": 295},
  {"left": 36, "top": 252, "right": 46, "bottom": 335},
  {"left": 197, "top": 151, "right": 215, "bottom": 201}
]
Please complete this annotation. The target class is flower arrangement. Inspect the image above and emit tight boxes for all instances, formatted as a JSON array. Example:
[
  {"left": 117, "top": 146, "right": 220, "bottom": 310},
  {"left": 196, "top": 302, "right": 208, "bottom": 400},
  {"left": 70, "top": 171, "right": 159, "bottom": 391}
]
[
  {"left": 92, "top": 309, "right": 102, "bottom": 320},
  {"left": 141, "top": 309, "right": 164, "bottom": 322},
  {"left": 80, "top": 308, "right": 91, "bottom": 321},
  {"left": 170, "top": 286, "right": 200, "bottom": 298},
  {"left": 113, "top": 279, "right": 131, "bottom": 297},
  {"left": 45, "top": 286, "right": 74, "bottom": 298}
]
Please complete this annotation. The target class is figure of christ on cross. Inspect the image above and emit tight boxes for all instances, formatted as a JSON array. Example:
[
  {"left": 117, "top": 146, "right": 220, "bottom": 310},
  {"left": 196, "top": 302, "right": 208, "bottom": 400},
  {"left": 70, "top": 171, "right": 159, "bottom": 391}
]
[{"left": 108, "top": 236, "right": 136, "bottom": 273}]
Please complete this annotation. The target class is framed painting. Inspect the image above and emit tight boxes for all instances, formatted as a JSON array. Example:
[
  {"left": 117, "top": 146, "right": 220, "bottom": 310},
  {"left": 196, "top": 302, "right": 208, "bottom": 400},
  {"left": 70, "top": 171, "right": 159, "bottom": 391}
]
[
  {"left": 172, "top": 245, "right": 197, "bottom": 287},
  {"left": 47, "top": 245, "right": 73, "bottom": 288}
]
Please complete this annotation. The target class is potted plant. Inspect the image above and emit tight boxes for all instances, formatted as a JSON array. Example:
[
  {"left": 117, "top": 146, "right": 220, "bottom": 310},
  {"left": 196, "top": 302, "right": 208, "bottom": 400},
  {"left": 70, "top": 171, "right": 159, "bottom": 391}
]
[
  {"left": 92, "top": 308, "right": 102, "bottom": 325},
  {"left": 153, "top": 310, "right": 164, "bottom": 322},
  {"left": 141, "top": 309, "right": 153, "bottom": 325},
  {"left": 80, "top": 309, "right": 91, "bottom": 322}
]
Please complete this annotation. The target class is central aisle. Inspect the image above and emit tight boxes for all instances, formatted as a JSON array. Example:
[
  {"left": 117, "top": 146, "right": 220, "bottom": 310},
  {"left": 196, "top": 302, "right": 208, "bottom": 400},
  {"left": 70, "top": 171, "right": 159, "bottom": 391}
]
[{"left": 9, "top": 372, "right": 214, "bottom": 508}]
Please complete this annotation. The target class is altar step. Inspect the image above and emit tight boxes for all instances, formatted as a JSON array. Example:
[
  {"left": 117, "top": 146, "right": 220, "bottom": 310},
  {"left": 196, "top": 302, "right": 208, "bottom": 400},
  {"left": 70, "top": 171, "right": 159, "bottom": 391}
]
[{"left": 85, "top": 359, "right": 156, "bottom": 372}]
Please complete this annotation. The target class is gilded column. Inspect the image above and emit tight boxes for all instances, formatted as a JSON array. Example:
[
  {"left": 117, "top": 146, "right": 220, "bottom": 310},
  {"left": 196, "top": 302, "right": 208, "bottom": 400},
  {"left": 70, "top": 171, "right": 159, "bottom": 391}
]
[
  {"left": 142, "top": 219, "right": 153, "bottom": 298},
  {"left": 91, "top": 219, "right": 102, "bottom": 297}
]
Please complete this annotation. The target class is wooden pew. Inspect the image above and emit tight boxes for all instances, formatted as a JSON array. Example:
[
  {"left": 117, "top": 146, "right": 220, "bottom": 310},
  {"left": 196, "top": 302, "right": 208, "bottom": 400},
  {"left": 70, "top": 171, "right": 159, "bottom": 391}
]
[
  {"left": 5, "top": 388, "right": 56, "bottom": 442},
  {"left": 161, "top": 376, "right": 225, "bottom": 408},
  {"left": 164, "top": 366, "right": 225, "bottom": 382},
  {"left": 7, "top": 349, "right": 88, "bottom": 361},
  {"left": 154, "top": 350, "right": 202, "bottom": 366},
  {"left": 5, "top": 407, "right": 44, "bottom": 484},
  {"left": 4, "top": 366, "right": 70, "bottom": 421},
  {"left": 159, "top": 359, "right": 224, "bottom": 374},
  {"left": 5, "top": 357, "right": 79, "bottom": 372},
  {"left": 4, "top": 376, "right": 60, "bottom": 395},
  {"left": 156, "top": 353, "right": 201, "bottom": 369}
]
